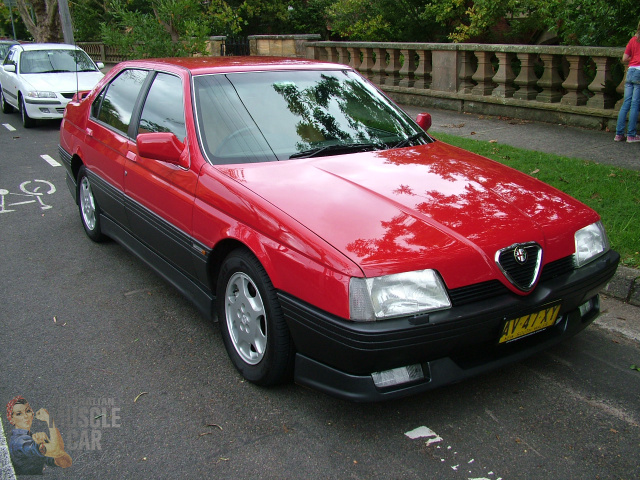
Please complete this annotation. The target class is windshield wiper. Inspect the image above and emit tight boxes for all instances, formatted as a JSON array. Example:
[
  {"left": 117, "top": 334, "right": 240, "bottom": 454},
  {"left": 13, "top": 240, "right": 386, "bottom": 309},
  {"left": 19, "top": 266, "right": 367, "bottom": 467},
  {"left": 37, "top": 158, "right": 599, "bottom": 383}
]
[
  {"left": 393, "top": 133, "right": 427, "bottom": 149},
  {"left": 289, "top": 143, "right": 380, "bottom": 159}
]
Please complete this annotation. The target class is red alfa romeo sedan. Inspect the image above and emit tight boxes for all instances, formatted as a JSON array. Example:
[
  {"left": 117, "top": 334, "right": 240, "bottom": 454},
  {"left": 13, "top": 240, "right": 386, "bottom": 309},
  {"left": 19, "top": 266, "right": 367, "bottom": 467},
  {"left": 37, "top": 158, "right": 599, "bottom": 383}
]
[{"left": 59, "top": 57, "right": 619, "bottom": 401}]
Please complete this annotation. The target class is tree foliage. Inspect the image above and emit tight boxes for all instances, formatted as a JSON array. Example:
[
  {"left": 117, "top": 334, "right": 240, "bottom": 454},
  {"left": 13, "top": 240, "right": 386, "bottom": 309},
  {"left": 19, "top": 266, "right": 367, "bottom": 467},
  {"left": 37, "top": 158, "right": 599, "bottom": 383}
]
[{"left": 100, "top": 0, "right": 242, "bottom": 58}]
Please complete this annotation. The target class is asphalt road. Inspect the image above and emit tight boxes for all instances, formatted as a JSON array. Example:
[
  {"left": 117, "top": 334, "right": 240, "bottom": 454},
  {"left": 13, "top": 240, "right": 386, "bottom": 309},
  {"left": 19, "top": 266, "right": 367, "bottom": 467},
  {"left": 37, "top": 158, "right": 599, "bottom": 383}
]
[{"left": 1, "top": 111, "right": 639, "bottom": 480}]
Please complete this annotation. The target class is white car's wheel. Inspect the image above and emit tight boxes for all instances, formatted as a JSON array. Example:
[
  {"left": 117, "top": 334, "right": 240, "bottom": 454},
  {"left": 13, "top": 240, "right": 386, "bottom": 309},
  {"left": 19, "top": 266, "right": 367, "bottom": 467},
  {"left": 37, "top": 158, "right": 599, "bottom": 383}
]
[{"left": 20, "top": 96, "right": 35, "bottom": 128}]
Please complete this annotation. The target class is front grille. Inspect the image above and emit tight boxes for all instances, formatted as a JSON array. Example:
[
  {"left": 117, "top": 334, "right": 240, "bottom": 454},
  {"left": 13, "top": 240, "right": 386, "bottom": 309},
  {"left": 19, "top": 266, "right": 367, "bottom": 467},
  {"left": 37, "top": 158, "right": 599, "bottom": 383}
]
[
  {"left": 448, "top": 280, "right": 510, "bottom": 306},
  {"left": 496, "top": 243, "right": 542, "bottom": 291},
  {"left": 447, "top": 254, "right": 575, "bottom": 306},
  {"left": 540, "top": 255, "right": 575, "bottom": 281}
]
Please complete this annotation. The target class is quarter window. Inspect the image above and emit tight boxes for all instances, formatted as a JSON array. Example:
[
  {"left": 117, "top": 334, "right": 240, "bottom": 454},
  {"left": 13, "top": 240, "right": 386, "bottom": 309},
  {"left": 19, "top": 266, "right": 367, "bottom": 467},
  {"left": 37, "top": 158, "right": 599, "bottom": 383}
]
[
  {"left": 138, "top": 73, "right": 186, "bottom": 141},
  {"left": 93, "top": 69, "right": 149, "bottom": 135}
]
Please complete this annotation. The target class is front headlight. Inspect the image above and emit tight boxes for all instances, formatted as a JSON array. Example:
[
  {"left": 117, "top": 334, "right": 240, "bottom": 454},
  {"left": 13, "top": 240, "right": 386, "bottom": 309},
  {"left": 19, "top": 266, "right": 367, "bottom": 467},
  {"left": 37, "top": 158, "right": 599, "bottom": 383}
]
[
  {"left": 26, "top": 91, "right": 57, "bottom": 99},
  {"left": 574, "top": 221, "right": 610, "bottom": 267},
  {"left": 349, "top": 269, "right": 451, "bottom": 321}
]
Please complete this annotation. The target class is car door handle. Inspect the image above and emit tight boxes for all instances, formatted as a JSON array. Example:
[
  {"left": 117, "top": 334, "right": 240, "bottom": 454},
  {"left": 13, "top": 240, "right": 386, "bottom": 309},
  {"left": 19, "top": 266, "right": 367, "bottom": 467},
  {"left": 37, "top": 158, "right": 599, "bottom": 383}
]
[{"left": 86, "top": 128, "right": 93, "bottom": 136}]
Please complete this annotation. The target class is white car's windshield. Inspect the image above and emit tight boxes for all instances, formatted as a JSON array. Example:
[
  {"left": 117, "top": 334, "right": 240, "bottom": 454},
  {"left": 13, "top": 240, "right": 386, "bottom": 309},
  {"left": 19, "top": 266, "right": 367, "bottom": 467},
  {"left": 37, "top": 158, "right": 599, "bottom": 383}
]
[
  {"left": 20, "top": 49, "right": 97, "bottom": 74},
  {"left": 193, "top": 69, "right": 431, "bottom": 164}
]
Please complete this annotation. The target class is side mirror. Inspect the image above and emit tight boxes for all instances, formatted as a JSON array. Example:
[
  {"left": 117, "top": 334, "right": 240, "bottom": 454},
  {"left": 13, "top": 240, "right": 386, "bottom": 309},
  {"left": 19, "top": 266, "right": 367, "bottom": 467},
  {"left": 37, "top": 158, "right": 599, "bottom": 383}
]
[
  {"left": 137, "top": 132, "right": 188, "bottom": 168},
  {"left": 3, "top": 64, "right": 16, "bottom": 73},
  {"left": 96, "top": 62, "right": 105, "bottom": 69},
  {"left": 416, "top": 113, "right": 432, "bottom": 131}
]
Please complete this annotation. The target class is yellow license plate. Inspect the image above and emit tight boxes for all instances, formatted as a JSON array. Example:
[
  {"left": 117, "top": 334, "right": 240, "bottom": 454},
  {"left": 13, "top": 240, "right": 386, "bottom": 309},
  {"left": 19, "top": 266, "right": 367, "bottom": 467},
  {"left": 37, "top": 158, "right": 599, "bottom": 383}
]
[{"left": 499, "top": 303, "right": 562, "bottom": 343}]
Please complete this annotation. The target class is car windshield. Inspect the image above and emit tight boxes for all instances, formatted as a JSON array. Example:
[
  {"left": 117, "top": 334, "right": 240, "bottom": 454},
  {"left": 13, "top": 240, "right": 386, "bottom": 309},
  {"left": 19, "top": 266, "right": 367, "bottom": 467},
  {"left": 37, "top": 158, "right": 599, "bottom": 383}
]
[
  {"left": 20, "top": 49, "right": 97, "bottom": 74},
  {"left": 193, "top": 69, "right": 430, "bottom": 164}
]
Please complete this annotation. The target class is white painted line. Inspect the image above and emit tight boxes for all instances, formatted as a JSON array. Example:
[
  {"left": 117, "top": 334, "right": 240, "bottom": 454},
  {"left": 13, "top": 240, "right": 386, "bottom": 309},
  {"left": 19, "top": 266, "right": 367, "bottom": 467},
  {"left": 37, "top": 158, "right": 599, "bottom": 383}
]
[
  {"left": 41, "top": 154, "right": 61, "bottom": 167},
  {"left": 0, "top": 419, "right": 17, "bottom": 479},
  {"left": 2, "top": 123, "right": 16, "bottom": 132}
]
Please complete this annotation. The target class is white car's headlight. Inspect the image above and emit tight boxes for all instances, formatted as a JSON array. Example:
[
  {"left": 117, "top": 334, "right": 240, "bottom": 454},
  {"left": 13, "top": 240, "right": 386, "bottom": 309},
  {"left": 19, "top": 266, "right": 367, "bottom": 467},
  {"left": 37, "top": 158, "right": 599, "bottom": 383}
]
[
  {"left": 349, "top": 269, "right": 451, "bottom": 321},
  {"left": 574, "top": 221, "right": 610, "bottom": 267},
  {"left": 26, "top": 91, "right": 57, "bottom": 99}
]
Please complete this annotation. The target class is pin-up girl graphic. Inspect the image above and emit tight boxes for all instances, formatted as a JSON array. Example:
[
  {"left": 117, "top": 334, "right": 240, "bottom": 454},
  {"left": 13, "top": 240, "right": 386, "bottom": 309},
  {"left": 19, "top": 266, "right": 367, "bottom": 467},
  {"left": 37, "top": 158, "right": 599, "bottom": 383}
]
[{"left": 6, "top": 396, "right": 72, "bottom": 475}]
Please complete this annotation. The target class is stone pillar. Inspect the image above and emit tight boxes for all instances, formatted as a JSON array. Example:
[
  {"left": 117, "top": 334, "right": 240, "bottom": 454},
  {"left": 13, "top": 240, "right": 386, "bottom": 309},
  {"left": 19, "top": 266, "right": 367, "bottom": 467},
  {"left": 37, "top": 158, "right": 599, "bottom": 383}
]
[
  {"left": 561, "top": 55, "right": 588, "bottom": 106},
  {"left": 371, "top": 47, "right": 386, "bottom": 84},
  {"left": 457, "top": 50, "right": 475, "bottom": 94},
  {"left": 325, "top": 46, "right": 339, "bottom": 63},
  {"left": 587, "top": 56, "right": 616, "bottom": 109},
  {"left": 536, "top": 53, "right": 563, "bottom": 103},
  {"left": 471, "top": 51, "right": 495, "bottom": 96},
  {"left": 398, "top": 49, "right": 415, "bottom": 87},
  {"left": 359, "top": 48, "right": 375, "bottom": 80},
  {"left": 492, "top": 52, "right": 516, "bottom": 98},
  {"left": 336, "top": 46, "right": 350, "bottom": 66},
  {"left": 384, "top": 48, "right": 401, "bottom": 86},
  {"left": 431, "top": 49, "right": 458, "bottom": 92},
  {"left": 513, "top": 53, "right": 539, "bottom": 100},
  {"left": 413, "top": 49, "right": 432, "bottom": 90},
  {"left": 347, "top": 47, "right": 362, "bottom": 70}
]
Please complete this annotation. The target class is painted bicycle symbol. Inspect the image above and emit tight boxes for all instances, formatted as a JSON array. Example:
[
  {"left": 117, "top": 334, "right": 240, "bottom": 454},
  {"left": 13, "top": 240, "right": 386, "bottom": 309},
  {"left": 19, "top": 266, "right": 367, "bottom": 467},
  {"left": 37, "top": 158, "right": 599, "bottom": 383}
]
[{"left": 0, "top": 180, "right": 56, "bottom": 213}]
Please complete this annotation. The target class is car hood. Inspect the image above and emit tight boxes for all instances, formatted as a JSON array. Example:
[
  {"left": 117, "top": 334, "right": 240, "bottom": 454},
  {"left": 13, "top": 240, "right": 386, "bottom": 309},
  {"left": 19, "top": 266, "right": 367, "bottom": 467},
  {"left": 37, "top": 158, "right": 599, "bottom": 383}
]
[
  {"left": 216, "top": 141, "right": 597, "bottom": 287},
  {"left": 21, "top": 71, "right": 104, "bottom": 93}
]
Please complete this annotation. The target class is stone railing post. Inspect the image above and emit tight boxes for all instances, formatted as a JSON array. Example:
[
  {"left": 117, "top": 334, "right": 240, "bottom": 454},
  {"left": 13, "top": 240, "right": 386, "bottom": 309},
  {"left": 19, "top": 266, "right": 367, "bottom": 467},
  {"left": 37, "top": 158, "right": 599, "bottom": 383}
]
[
  {"left": 347, "top": 46, "right": 362, "bottom": 70},
  {"left": 513, "top": 53, "right": 538, "bottom": 100},
  {"left": 336, "top": 46, "right": 350, "bottom": 67},
  {"left": 398, "top": 48, "right": 416, "bottom": 88},
  {"left": 324, "top": 46, "right": 339, "bottom": 63},
  {"left": 458, "top": 50, "right": 475, "bottom": 94},
  {"left": 492, "top": 51, "right": 516, "bottom": 98},
  {"left": 371, "top": 47, "right": 386, "bottom": 84},
  {"left": 587, "top": 56, "right": 616, "bottom": 109},
  {"left": 359, "top": 47, "right": 375, "bottom": 80},
  {"left": 561, "top": 55, "right": 589, "bottom": 106},
  {"left": 536, "top": 53, "right": 563, "bottom": 103},
  {"left": 472, "top": 50, "right": 495, "bottom": 96},
  {"left": 384, "top": 48, "right": 401, "bottom": 86},
  {"left": 413, "top": 49, "right": 432, "bottom": 90}
]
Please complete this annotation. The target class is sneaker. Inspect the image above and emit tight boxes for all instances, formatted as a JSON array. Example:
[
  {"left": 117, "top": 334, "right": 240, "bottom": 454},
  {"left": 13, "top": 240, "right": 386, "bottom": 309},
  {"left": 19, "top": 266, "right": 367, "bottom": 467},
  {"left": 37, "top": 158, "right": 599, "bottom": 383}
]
[
  {"left": 627, "top": 135, "right": 640, "bottom": 143},
  {"left": 614, "top": 134, "right": 626, "bottom": 142}
]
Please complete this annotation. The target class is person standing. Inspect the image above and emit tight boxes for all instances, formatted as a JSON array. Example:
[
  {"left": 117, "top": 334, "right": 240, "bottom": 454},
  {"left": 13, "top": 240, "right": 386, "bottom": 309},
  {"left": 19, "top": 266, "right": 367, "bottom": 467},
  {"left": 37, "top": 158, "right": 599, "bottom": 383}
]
[{"left": 615, "top": 22, "right": 640, "bottom": 142}]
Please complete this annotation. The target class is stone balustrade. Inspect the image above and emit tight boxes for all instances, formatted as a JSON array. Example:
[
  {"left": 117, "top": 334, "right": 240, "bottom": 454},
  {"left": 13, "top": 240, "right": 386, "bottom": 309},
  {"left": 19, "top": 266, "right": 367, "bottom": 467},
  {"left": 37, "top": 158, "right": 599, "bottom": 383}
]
[
  {"left": 79, "top": 38, "right": 627, "bottom": 130},
  {"left": 306, "top": 41, "right": 626, "bottom": 129}
]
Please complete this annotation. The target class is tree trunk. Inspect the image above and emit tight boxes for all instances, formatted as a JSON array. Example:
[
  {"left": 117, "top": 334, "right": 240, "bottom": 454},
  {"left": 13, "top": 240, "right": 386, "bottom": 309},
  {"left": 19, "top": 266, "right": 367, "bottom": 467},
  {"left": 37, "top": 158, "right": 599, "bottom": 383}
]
[{"left": 16, "top": 0, "right": 62, "bottom": 43}]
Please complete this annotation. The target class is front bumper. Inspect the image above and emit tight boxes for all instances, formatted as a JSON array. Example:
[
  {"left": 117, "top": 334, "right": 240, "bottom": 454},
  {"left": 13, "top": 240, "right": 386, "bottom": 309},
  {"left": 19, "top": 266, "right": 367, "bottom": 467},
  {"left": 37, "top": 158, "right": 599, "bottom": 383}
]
[
  {"left": 24, "top": 96, "right": 67, "bottom": 119},
  {"left": 280, "top": 249, "right": 619, "bottom": 401}
]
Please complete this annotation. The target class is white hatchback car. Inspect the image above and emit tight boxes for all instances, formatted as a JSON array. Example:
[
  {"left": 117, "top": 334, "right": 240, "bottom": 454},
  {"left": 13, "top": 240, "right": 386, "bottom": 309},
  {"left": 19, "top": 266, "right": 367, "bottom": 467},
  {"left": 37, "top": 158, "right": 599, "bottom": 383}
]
[{"left": 0, "top": 43, "right": 104, "bottom": 127}]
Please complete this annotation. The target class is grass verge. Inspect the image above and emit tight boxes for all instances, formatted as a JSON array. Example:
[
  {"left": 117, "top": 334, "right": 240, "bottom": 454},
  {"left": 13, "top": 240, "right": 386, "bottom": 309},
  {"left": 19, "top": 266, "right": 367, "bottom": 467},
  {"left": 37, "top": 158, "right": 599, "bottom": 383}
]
[{"left": 432, "top": 132, "right": 640, "bottom": 269}]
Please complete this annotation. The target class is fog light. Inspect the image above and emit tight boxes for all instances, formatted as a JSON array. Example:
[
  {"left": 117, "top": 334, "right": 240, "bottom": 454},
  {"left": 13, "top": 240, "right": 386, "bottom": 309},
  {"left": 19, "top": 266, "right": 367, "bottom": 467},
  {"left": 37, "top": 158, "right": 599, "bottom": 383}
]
[
  {"left": 39, "top": 108, "right": 50, "bottom": 113},
  {"left": 372, "top": 364, "right": 424, "bottom": 388},
  {"left": 579, "top": 298, "right": 595, "bottom": 317}
]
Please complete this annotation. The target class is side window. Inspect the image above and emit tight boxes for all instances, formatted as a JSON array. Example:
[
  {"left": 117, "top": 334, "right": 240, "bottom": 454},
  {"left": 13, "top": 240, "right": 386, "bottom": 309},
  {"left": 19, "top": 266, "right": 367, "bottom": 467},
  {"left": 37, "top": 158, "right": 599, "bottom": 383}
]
[
  {"left": 92, "top": 69, "right": 149, "bottom": 135},
  {"left": 4, "top": 49, "right": 16, "bottom": 67},
  {"left": 138, "top": 73, "right": 186, "bottom": 142}
]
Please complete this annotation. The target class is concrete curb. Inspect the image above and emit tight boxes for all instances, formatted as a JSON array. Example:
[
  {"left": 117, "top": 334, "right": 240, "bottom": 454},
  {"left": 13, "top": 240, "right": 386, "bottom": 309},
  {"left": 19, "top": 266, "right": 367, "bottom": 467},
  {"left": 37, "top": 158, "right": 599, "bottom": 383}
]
[{"left": 603, "top": 265, "right": 640, "bottom": 306}]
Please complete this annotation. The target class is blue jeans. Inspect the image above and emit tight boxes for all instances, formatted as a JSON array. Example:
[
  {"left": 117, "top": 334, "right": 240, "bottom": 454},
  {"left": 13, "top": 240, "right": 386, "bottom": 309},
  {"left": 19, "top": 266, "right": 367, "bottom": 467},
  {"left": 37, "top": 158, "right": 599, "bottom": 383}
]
[{"left": 616, "top": 68, "right": 640, "bottom": 136}]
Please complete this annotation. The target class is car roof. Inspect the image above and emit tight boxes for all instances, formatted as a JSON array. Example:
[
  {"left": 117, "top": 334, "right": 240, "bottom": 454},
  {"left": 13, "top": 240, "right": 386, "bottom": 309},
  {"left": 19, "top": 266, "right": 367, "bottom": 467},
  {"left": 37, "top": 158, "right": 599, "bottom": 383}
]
[
  {"left": 13, "top": 43, "right": 83, "bottom": 52},
  {"left": 115, "top": 56, "right": 349, "bottom": 76}
]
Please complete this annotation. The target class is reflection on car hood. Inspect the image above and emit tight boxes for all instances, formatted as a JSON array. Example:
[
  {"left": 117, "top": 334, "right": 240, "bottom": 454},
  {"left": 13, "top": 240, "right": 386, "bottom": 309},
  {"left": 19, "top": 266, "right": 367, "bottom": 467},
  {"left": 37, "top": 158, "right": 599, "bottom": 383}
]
[
  {"left": 21, "top": 71, "right": 104, "bottom": 93},
  {"left": 217, "top": 141, "right": 597, "bottom": 286}
]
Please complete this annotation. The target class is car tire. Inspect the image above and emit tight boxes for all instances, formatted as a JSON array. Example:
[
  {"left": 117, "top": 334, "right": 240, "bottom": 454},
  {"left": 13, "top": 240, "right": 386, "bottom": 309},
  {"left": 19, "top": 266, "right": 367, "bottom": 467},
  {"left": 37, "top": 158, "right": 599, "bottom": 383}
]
[
  {"left": 217, "top": 248, "right": 295, "bottom": 386},
  {"left": 77, "top": 165, "right": 105, "bottom": 242},
  {"left": 20, "top": 95, "right": 35, "bottom": 128},
  {"left": 1, "top": 88, "right": 14, "bottom": 113}
]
